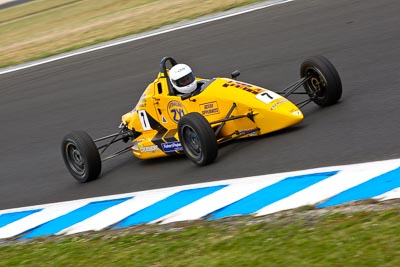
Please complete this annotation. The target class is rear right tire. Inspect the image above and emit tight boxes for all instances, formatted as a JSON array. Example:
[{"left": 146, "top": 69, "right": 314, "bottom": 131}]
[{"left": 178, "top": 113, "right": 218, "bottom": 166}]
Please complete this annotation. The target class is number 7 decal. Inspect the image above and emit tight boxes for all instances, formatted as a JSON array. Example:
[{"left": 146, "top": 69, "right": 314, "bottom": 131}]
[
  {"left": 138, "top": 110, "right": 151, "bottom": 130},
  {"left": 256, "top": 90, "right": 281, "bottom": 104}
]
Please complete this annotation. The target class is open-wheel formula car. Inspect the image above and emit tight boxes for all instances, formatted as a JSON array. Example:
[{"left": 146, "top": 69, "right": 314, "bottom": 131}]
[{"left": 62, "top": 55, "right": 342, "bottom": 182}]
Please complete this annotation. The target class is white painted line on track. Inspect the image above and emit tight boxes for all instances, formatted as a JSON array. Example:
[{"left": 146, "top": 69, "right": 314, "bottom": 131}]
[{"left": 0, "top": 0, "right": 294, "bottom": 76}]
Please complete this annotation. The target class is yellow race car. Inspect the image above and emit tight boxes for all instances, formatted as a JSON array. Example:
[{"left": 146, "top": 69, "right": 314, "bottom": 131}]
[{"left": 62, "top": 56, "right": 342, "bottom": 182}]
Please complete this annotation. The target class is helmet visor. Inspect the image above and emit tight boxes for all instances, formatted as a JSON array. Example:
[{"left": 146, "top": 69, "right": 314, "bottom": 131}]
[{"left": 174, "top": 73, "right": 195, "bottom": 87}]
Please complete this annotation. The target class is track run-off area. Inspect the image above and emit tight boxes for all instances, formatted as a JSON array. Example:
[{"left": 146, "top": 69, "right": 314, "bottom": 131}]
[{"left": 0, "top": 0, "right": 400, "bottom": 237}]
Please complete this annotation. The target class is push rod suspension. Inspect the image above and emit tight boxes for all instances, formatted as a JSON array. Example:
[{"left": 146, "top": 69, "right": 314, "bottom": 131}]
[
  {"left": 210, "top": 114, "right": 249, "bottom": 125},
  {"left": 96, "top": 136, "right": 129, "bottom": 150},
  {"left": 218, "top": 127, "right": 259, "bottom": 145},
  {"left": 94, "top": 132, "right": 124, "bottom": 142},
  {"left": 99, "top": 128, "right": 124, "bottom": 155},
  {"left": 101, "top": 145, "right": 133, "bottom": 162},
  {"left": 214, "top": 103, "right": 236, "bottom": 136},
  {"left": 296, "top": 98, "right": 313, "bottom": 108},
  {"left": 278, "top": 75, "right": 311, "bottom": 98}
]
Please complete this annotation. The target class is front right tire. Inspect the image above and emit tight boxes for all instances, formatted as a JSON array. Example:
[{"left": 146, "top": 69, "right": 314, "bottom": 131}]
[{"left": 300, "top": 55, "right": 342, "bottom": 106}]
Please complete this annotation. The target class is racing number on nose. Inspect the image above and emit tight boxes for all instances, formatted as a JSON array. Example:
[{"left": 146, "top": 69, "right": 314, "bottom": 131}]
[
  {"left": 257, "top": 91, "right": 281, "bottom": 104},
  {"left": 138, "top": 110, "right": 151, "bottom": 130},
  {"left": 262, "top": 92, "right": 273, "bottom": 99}
]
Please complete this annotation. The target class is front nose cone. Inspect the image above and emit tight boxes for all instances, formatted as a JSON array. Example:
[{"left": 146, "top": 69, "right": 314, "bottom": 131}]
[
  {"left": 290, "top": 109, "right": 304, "bottom": 121},
  {"left": 277, "top": 108, "right": 304, "bottom": 126},
  {"left": 259, "top": 101, "right": 304, "bottom": 132}
]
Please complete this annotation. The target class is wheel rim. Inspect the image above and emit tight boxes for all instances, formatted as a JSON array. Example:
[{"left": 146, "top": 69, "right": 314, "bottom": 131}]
[
  {"left": 182, "top": 125, "right": 202, "bottom": 160},
  {"left": 65, "top": 142, "right": 85, "bottom": 176},
  {"left": 305, "top": 67, "right": 327, "bottom": 100}
]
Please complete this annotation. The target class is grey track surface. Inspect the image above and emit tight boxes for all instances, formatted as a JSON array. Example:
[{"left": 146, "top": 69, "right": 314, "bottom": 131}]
[
  {"left": 1, "top": 0, "right": 399, "bottom": 210},
  {"left": 0, "top": 0, "right": 34, "bottom": 10}
]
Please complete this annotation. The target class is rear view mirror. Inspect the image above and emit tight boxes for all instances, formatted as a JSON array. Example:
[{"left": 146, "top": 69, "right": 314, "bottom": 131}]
[{"left": 231, "top": 70, "right": 240, "bottom": 79}]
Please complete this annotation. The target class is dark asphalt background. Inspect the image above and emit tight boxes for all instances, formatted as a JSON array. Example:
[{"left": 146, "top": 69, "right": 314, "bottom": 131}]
[{"left": 1, "top": 0, "right": 399, "bottom": 210}]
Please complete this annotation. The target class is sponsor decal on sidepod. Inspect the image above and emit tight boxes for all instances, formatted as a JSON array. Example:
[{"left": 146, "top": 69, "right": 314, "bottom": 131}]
[
  {"left": 140, "top": 145, "right": 159, "bottom": 153},
  {"left": 162, "top": 141, "right": 183, "bottom": 153}
]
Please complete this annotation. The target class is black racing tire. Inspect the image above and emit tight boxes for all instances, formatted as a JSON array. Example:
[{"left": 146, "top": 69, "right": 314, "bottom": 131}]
[
  {"left": 61, "top": 130, "right": 101, "bottom": 183},
  {"left": 300, "top": 55, "right": 342, "bottom": 107},
  {"left": 178, "top": 113, "right": 218, "bottom": 166}
]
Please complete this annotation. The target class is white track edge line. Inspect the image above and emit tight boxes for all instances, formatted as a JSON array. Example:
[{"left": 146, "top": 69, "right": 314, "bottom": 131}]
[{"left": 0, "top": 0, "right": 294, "bottom": 75}]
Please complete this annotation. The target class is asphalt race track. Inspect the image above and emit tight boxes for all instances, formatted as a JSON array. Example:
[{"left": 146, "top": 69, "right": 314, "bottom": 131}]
[
  {"left": 1, "top": 0, "right": 399, "bottom": 210},
  {"left": 0, "top": 0, "right": 33, "bottom": 10}
]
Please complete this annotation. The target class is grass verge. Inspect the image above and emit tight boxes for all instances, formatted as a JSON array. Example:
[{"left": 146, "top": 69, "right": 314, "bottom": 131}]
[
  {"left": 1, "top": 203, "right": 400, "bottom": 266},
  {"left": 0, "top": 0, "right": 262, "bottom": 68}
]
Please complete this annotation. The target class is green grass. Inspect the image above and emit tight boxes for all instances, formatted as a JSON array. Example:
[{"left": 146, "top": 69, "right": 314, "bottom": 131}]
[
  {"left": 0, "top": 0, "right": 262, "bottom": 68},
  {"left": 1, "top": 207, "right": 400, "bottom": 266}
]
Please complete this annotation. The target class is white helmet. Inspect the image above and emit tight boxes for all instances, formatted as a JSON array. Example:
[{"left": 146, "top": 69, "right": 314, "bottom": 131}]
[{"left": 169, "top": 64, "right": 197, "bottom": 94}]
